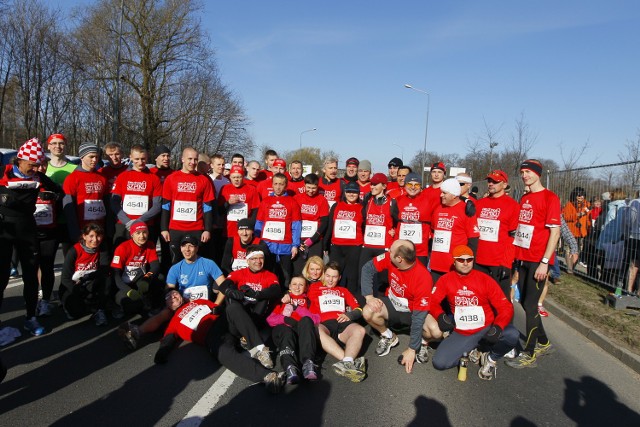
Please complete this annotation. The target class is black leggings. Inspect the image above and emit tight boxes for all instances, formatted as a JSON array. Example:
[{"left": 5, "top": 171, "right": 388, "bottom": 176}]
[
  {"left": 475, "top": 263, "right": 512, "bottom": 300},
  {"left": 225, "top": 299, "right": 269, "bottom": 349},
  {"left": 39, "top": 237, "right": 58, "bottom": 301},
  {"left": 517, "top": 260, "right": 548, "bottom": 354},
  {"left": 271, "top": 317, "right": 318, "bottom": 368},
  {"left": 330, "top": 244, "right": 362, "bottom": 296}
]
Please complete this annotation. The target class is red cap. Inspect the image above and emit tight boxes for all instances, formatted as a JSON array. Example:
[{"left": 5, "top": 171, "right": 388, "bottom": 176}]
[
  {"left": 47, "top": 133, "right": 66, "bottom": 143},
  {"left": 273, "top": 159, "right": 286, "bottom": 168},
  {"left": 486, "top": 170, "right": 508, "bottom": 183},
  {"left": 431, "top": 161, "right": 446, "bottom": 172},
  {"left": 452, "top": 245, "right": 474, "bottom": 259},
  {"left": 229, "top": 165, "right": 245, "bottom": 176},
  {"left": 130, "top": 222, "right": 148, "bottom": 235},
  {"left": 370, "top": 173, "right": 388, "bottom": 185}
]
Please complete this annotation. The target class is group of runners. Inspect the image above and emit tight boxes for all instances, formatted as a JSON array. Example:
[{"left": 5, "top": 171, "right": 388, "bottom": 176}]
[{"left": 0, "top": 135, "right": 561, "bottom": 391}]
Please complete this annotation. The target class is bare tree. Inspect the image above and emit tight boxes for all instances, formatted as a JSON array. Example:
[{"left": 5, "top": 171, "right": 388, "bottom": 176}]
[{"left": 618, "top": 130, "right": 640, "bottom": 188}]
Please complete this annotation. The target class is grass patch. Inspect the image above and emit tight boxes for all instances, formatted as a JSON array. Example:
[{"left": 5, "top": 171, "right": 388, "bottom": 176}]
[{"left": 548, "top": 274, "right": 640, "bottom": 353}]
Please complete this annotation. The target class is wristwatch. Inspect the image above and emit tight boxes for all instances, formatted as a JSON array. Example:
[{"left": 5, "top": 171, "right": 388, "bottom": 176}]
[{"left": 541, "top": 257, "right": 549, "bottom": 264}]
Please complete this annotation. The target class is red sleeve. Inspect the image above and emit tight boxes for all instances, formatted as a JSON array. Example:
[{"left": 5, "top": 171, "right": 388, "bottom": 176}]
[
  {"left": 546, "top": 191, "right": 562, "bottom": 227},
  {"left": 429, "top": 274, "right": 449, "bottom": 319},
  {"left": 372, "top": 252, "right": 390, "bottom": 272},
  {"left": 202, "top": 176, "right": 216, "bottom": 203},
  {"left": 343, "top": 288, "right": 360, "bottom": 310},
  {"left": 152, "top": 175, "right": 162, "bottom": 197}
]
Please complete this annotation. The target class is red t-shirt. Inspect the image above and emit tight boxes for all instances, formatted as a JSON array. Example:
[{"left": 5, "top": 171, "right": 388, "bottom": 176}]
[
  {"left": 218, "top": 183, "right": 259, "bottom": 237},
  {"left": 363, "top": 197, "right": 394, "bottom": 249},
  {"left": 430, "top": 201, "right": 480, "bottom": 273},
  {"left": 162, "top": 170, "right": 216, "bottom": 231},
  {"left": 164, "top": 299, "right": 220, "bottom": 345},
  {"left": 422, "top": 185, "right": 442, "bottom": 208},
  {"left": 227, "top": 267, "right": 280, "bottom": 292},
  {"left": 149, "top": 166, "right": 174, "bottom": 185},
  {"left": 514, "top": 188, "right": 561, "bottom": 263},
  {"left": 111, "top": 239, "right": 159, "bottom": 270},
  {"left": 386, "top": 186, "right": 406, "bottom": 200},
  {"left": 308, "top": 283, "right": 360, "bottom": 323},
  {"left": 229, "top": 236, "right": 261, "bottom": 271},
  {"left": 288, "top": 179, "right": 306, "bottom": 195},
  {"left": 111, "top": 168, "right": 163, "bottom": 223},
  {"left": 358, "top": 182, "right": 371, "bottom": 202},
  {"left": 63, "top": 169, "right": 108, "bottom": 229},
  {"left": 256, "top": 195, "right": 301, "bottom": 244},
  {"left": 475, "top": 194, "right": 520, "bottom": 268},
  {"left": 395, "top": 192, "right": 434, "bottom": 257},
  {"left": 373, "top": 252, "right": 431, "bottom": 312},
  {"left": 318, "top": 178, "right": 341, "bottom": 208},
  {"left": 98, "top": 164, "right": 127, "bottom": 194},
  {"left": 294, "top": 192, "right": 330, "bottom": 240},
  {"left": 330, "top": 201, "right": 364, "bottom": 246},
  {"left": 429, "top": 269, "right": 513, "bottom": 335}
]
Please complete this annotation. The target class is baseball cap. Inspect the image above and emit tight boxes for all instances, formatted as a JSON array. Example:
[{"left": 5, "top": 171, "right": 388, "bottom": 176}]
[
  {"left": 404, "top": 172, "right": 422, "bottom": 186},
  {"left": 344, "top": 181, "right": 360, "bottom": 193},
  {"left": 487, "top": 170, "right": 508, "bottom": 183},
  {"left": 388, "top": 157, "right": 403, "bottom": 167},
  {"left": 370, "top": 173, "right": 388, "bottom": 185},
  {"left": 180, "top": 234, "right": 199, "bottom": 246},
  {"left": 431, "top": 161, "right": 446, "bottom": 172},
  {"left": 346, "top": 157, "right": 359, "bottom": 166},
  {"left": 273, "top": 159, "right": 287, "bottom": 168}
]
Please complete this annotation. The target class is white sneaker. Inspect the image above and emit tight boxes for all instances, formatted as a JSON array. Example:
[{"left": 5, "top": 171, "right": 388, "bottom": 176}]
[{"left": 504, "top": 348, "right": 517, "bottom": 359}]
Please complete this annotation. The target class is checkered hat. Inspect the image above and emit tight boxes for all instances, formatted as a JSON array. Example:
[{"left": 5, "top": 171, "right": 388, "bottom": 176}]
[{"left": 17, "top": 138, "right": 46, "bottom": 164}]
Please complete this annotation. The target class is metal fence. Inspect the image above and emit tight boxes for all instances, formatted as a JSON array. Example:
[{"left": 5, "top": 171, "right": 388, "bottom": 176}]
[{"left": 472, "top": 160, "right": 640, "bottom": 294}]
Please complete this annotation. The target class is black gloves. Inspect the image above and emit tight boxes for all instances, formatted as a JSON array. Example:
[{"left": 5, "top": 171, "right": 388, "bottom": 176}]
[
  {"left": 437, "top": 313, "right": 455, "bottom": 332},
  {"left": 483, "top": 325, "right": 502, "bottom": 344},
  {"left": 240, "top": 285, "right": 260, "bottom": 299},
  {"left": 463, "top": 197, "right": 476, "bottom": 217},
  {"left": 284, "top": 316, "right": 298, "bottom": 327},
  {"left": 154, "top": 334, "right": 178, "bottom": 364},
  {"left": 224, "top": 287, "right": 245, "bottom": 301},
  {"left": 211, "top": 305, "right": 224, "bottom": 316}
]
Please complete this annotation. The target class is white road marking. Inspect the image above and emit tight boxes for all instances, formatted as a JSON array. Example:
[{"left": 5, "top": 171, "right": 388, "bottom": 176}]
[{"left": 177, "top": 369, "right": 237, "bottom": 426}]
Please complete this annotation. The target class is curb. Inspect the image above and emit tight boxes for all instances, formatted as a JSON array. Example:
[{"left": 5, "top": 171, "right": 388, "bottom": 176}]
[{"left": 545, "top": 296, "right": 640, "bottom": 375}]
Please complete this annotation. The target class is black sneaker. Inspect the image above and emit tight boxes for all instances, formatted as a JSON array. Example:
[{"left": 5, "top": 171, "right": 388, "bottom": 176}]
[
  {"left": 285, "top": 364, "right": 300, "bottom": 385},
  {"left": 302, "top": 359, "right": 318, "bottom": 381}
]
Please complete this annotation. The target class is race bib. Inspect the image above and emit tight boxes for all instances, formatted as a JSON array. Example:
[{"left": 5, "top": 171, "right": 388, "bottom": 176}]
[
  {"left": 183, "top": 285, "right": 209, "bottom": 301},
  {"left": 364, "top": 225, "right": 386, "bottom": 246},
  {"left": 173, "top": 200, "right": 197, "bottom": 221},
  {"left": 399, "top": 223, "right": 423, "bottom": 244},
  {"left": 231, "top": 258, "right": 248, "bottom": 271},
  {"left": 318, "top": 294, "right": 345, "bottom": 313},
  {"left": 454, "top": 305, "right": 485, "bottom": 330},
  {"left": 179, "top": 304, "right": 210, "bottom": 330},
  {"left": 227, "top": 202, "right": 248, "bottom": 221},
  {"left": 301, "top": 220, "right": 318, "bottom": 238},
  {"left": 388, "top": 290, "right": 410, "bottom": 312},
  {"left": 514, "top": 224, "right": 534, "bottom": 249},
  {"left": 263, "top": 220, "right": 286, "bottom": 241},
  {"left": 432, "top": 229, "right": 452, "bottom": 253},
  {"left": 334, "top": 219, "right": 356, "bottom": 240},
  {"left": 34, "top": 203, "right": 54, "bottom": 226},
  {"left": 478, "top": 218, "right": 500, "bottom": 242},
  {"left": 84, "top": 199, "right": 106, "bottom": 220},
  {"left": 123, "top": 194, "right": 148, "bottom": 216}
]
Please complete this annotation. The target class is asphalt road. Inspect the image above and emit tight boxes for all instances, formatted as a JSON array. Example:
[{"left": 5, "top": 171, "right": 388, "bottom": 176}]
[{"left": 1, "top": 273, "right": 640, "bottom": 427}]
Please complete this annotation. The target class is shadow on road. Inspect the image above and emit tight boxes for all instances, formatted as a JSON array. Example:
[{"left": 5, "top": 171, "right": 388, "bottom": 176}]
[
  {"left": 563, "top": 376, "right": 640, "bottom": 425},
  {"left": 408, "top": 395, "right": 452, "bottom": 427}
]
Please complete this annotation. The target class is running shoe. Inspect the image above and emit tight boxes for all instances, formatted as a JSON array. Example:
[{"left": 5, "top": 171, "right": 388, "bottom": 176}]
[
  {"left": 285, "top": 364, "right": 300, "bottom": 385},
  {"left": 505, "top": 352, "right": 537, "bottom": 369},
  {"left": 263, "top": 371, "right": 286, "bottom": 394},
  {"left": 579, "top": 262, "right": 587, "bottom": 268},
  {"left": 9, "top": 268, "right": 18, "bottom": 277},
  {"left": 302, "top": 359, "right": 318, "bottom": 381},
  {"left": 538, "top": 305, "right": 549, "bottom": 317},
  {"left": 468, "top": 348, "right": 481, "bottom": 365},
  {"left": 478, "top": 352, "right": 497, "bottom": 380},
  {"left": 375, "top": 333, "right": 399, "bottom": 356},
  {"left": 354, "top": 356, "right": 367, "bottom": 373},
  {"left": 94, "top": 309, "right": 108, "bottom": 326},
  {"left": 533, "top": 342, "right": 556, "bottom": 358},
  {"left": 253, "top": 347, "right": 274, "bottom": 369},
  {"left": 112, "top": 306, "right": 124, "bottom": 320},
  {"left": 118, "top": 322, "right": 141, "bottom": 350},
  {"left": 24, "top": 317, "right": 45, "bottom": 336},
  {"left": 36, "top": 299, "right": 53, "bottom": 317},
  {"left": 332, "top": 360, "right": 366, "bottom": 383},
  {"left": 503, "top": 348, "right": 517, "bottom": 359},
  {"left": 415, "top": 344, "right": 430, "bottom": 364}
]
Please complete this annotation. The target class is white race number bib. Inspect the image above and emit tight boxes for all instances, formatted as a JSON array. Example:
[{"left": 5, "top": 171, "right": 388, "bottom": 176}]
[
  {"left": 478, "top": 218, "right": 500, "bottom": 242},
  {"left": 263, "top": 221, "right": 285, "bottom": 241},
  {"left": 514, "top": 224, "right": 534, "bottom": 249},
  {"left": 173, "top": 200, "right": 197, "bottom": 221},
  {"left": 454, "top": 305, "right": 485, "bottom": 331},
  {"left": 334, "top": 219, "right": 356, "bottom": 240},
  {"left": 318, "top": 294, "right": 345, "bottom": 313},
  {"left": 123, "top": 194, "right": 149, "bottom": 216},
  {"left": 84, "top": 199, "right": 106, "bottom": 220},
  {"left": 432, "top": 229, "right": 452, "bottom": 253},
  {"left": 364, "top": 225, "right": 386, "bottom": 246},
  {"left": 399, "top": 223, "right": 423, "bottom": 244}
]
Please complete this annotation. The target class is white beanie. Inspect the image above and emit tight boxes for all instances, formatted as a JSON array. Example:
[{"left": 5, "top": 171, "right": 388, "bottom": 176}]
[{"left": 441, "top": 178, "right": 461, "bottom": 197}]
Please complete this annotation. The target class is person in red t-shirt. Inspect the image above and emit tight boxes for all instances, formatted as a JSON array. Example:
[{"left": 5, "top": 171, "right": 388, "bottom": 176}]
[
  {"left": 386, "top": 165, "right": 411, "bottom": 199},
  {"left": 148, "top": 144, "right": 174, "bottom": 274},
  {"left": 99, "top": 142, "right": 128, "bottom": 242},
  {"left": 294, "top": 173, "right": 330, "bottom": 274},
  {"left": 356, "top": 160, "right": 372, "bottom": 202},
  {"left": 430, "top": 245, "right": 518, "bottom": 380},
  {"left": 392, "top": 173, "right": 435, "bottom": 268},
  {"left": 506, "top": 159, "right": 561, "bottom": 369},
  {"left": 288, "top": 160, "right": 306, "bottom": 195},
  {"left": 141, "top": 289, "right": 288, "bottom": 394},
  {"left": 421, "top": 161, "right": 446, "bottom": 208},
  {"left": 386, "top": 157, "right": 403, "bottom": 193},
  {"left": 221, "top": 218, "right": 272, "bottom": 274},
  {"left": 474, "top": 170, "right": 520, "bottom": 298},
  {"left": 63, "top": 142, "right": 108, "bottom": 242},
  {"left": 325, "top": 181, "right": 364, "bottom": 295},
  {"left": 256, "top": 158, "right": 287, "bottom": 200},
  {"left": 111, "top": 145, "right": 163, "bottom": 248},
  {"left": 111, "top": 222, "right": 161, "bottom": 315},
  {"left": 218, "top": 165, "right": 260, "bottom": 238},
  {"left": 362, "top": 240, "right": 437, "bottom": 373},
  {"left": 219, "top": 246, "right": 282, "bottom": 370},
  {"left": 429, "top": 178, "right": 480, "bottom": 283},
  {"left": 308, "top": 261, "right": 367, "bottom": 382},
  {"left": 160, "top": 147, "right": 216, "bottom": 263},
  {"left": 318, "top": 157, "right": 342, "bottom": 208}
]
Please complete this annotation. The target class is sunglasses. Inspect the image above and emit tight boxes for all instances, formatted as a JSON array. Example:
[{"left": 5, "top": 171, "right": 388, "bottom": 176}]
[
  {"left": 454, "top": 257, "right": 474, "bottom": 263},
  {"left": 406, "top": 182, "right": 421, "bottom": 188}
]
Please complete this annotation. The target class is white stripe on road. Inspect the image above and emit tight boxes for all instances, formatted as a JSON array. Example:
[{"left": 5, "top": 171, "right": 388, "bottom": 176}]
[{"left": 177, "top": 369, "right": 237, "bottom": 427}]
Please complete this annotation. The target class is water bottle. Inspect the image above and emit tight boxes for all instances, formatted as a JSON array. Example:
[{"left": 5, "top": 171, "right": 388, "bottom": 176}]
[{"left": 458, "top": 353, "right": 468, "bottom": 381}]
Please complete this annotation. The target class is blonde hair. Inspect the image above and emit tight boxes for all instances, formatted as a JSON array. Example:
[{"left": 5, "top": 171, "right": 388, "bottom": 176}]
[{"left": 302, "top": 256, "right": 325, "bottom": 281}]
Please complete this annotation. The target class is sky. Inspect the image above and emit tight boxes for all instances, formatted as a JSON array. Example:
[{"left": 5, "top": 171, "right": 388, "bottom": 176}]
[{"left": 51, "top": 0, "right": 640, "bottom": 174}]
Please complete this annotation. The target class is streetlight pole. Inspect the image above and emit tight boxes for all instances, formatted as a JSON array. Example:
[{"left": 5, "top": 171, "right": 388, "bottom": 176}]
[
  {"left": 404, "top": 84, "right": 430, "bottom": 184},
  {"left": 299, "top": 128, "right": 317, "bottom": 149},
  {"left": 488, "top": 142, "right": 499, "bottom": 173},
  {"left": 112, "top": 0, "right": 125, "bottom": 144}
]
